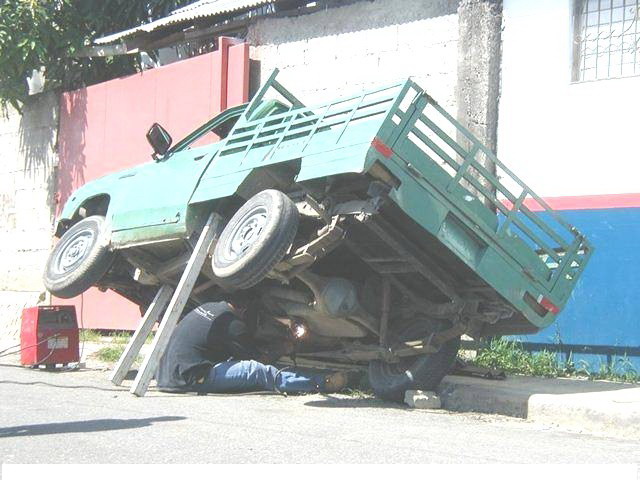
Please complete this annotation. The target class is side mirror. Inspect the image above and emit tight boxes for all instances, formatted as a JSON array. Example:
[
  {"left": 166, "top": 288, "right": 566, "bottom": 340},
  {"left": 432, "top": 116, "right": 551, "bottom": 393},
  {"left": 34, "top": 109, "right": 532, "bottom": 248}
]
[{"left": 146, "top": 123, "right": 172, "bottom": 157}]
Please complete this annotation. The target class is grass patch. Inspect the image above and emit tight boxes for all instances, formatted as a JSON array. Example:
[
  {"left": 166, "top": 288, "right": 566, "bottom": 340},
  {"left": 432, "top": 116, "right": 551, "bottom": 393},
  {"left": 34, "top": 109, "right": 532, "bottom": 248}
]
[
  {"left": 94, "top": 344, "right": 143, "bottom": 364},
  {"left": 80, "top": 330, "right": 137, "bottom": 344},
  {"left": 95, "top": 345, "right": 126, "bottom": 363},
  {"left": 576, "top": 355, "right": 639, "bottom": 383},
  {"left": 107, "top": 332, "right": 133, "bottom": 344},
  {"left": 79, "top": 329, "right": 102, "bottom": 342},
  {"left": 472, "top": 337, "right": 639, "bottom": 383},
  {"left": 106, "top": 331, "right": 153, "bottom": 344},
  {"left": 474, "top": 338, "right": 560, "bottom": 377},
  {"left": 342, "top": 387, "right": 374, "bottom": 398}
]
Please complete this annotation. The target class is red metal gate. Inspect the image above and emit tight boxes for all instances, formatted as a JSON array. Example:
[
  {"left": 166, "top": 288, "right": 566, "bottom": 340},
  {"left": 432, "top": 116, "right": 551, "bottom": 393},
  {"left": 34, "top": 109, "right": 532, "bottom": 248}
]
[{"left": 54, "top": 39, "right": 249, "bottom": 330}]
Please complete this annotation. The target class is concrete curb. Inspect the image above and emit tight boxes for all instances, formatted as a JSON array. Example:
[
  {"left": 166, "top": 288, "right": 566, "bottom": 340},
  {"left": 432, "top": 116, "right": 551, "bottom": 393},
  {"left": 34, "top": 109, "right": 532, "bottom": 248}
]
[{"left": 437, "top": 374, "right": 640, "bottom": 438}]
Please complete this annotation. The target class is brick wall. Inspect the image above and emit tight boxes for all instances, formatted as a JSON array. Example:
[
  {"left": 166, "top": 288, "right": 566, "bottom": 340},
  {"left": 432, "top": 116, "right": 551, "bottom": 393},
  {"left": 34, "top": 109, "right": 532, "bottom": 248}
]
[
  {"left": 247, "top": 0, "right": 460, "bottom": 112},
  {"left": 0, "top": 92, "right": 58, "bottom": 347}
]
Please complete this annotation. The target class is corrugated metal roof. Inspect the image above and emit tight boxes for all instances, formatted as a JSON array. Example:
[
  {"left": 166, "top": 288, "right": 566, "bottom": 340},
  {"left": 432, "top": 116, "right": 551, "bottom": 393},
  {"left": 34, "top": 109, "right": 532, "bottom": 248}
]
[{"left": 95, "top": 0, "right": 275, "bottom": 45}]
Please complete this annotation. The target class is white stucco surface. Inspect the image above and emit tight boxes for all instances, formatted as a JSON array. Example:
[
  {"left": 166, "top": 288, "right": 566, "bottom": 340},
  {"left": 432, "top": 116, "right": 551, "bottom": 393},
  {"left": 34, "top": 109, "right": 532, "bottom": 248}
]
[{"left": 498, "top": 0, "right": 640, "bottom": 198}]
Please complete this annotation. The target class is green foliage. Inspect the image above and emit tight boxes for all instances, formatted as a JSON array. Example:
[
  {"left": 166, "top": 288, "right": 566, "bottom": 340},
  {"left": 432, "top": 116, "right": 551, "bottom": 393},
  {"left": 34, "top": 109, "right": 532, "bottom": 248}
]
[
  {"left": 0, "top": 1, "right": 76, "bottom": 111},
  {"left": 95, "top": 341, "right": 143, "bottom": 364},
  {"left": 95, "top": 344, "right": 126, "bottom": 363},
  {"left": 573, "top": 354, "right": 639, "bottom": 383},
  {"left": 0, "top": 0, "right": 192, "bottom": 112},
  {"left": 107, "top": 331, "right": 133, "bottom": 345},
  {"left": 473, "top": 337, "right": 639, "bottom": 383},
  {"left": 474, "top": 338, "right": 561, "bottom": 377},
  {"left": 79, "top": 329, "right": 102, "bottom": 342},
  {"left": 80, "top": 329, "right": 153, "bottom": 345}
]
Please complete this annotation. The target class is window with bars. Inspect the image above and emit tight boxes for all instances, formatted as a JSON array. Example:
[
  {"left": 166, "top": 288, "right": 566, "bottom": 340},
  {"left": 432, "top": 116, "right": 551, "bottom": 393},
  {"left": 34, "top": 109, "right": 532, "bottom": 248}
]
[{"left": 573, "top": 0, "right": 640, "bottom": 81}]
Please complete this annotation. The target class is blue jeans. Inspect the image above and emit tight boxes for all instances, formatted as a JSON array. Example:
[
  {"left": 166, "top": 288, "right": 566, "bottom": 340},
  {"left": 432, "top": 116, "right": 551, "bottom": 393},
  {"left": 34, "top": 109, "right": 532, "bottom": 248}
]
[{"left": 201, "top": 360, "right": 324, "bottom": 394}]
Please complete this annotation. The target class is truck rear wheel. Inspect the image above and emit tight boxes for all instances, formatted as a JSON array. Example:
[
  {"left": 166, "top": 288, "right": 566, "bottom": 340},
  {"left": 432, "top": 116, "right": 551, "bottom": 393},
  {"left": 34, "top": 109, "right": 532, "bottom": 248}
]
[
  {"left": 212, "top": 189, "right": 299, "bottom": 289},
  {"left": 43, "top": 215, "right": 114, "bottom": 298},
  {"left": 368, "top": 319, "right": 460, "bottom": 403}
]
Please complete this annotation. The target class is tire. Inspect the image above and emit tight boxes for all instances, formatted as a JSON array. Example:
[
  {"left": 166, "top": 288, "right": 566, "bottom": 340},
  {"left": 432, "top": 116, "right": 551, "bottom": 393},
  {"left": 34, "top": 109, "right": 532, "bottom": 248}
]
[
  {"left": 43, "top": 215, "right": 114, "bottom": 298},
  {"left": 368, "top": 319, "right": 460, "bottom": 403},
  {"left": 212, "top": 189, "right": 299, "bottom": 289}
]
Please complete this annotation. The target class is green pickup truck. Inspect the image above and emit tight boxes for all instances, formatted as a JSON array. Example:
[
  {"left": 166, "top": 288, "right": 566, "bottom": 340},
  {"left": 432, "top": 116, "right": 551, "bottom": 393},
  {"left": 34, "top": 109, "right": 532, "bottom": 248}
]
[{"left": 45, "top": 69, "right": 592, "bottom": 400}]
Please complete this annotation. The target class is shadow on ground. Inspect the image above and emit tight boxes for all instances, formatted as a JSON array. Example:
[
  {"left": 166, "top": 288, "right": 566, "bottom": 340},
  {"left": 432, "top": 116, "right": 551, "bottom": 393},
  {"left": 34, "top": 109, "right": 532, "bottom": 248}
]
[{"left": 0, "top": 416, "right": 186, "bottom": 438}]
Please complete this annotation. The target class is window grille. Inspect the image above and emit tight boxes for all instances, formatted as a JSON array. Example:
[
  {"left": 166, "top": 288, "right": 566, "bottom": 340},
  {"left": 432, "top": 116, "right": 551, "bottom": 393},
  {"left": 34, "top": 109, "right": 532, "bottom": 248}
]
[{"left": 573, "top": 0, "right": 640, "bottom": 81}]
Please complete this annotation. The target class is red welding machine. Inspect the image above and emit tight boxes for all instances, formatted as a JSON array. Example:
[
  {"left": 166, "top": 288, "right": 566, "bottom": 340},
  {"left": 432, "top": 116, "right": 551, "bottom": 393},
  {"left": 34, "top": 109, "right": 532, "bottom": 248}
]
[{"left": 20, "top": 306, "right": 80, "bottom": 367}]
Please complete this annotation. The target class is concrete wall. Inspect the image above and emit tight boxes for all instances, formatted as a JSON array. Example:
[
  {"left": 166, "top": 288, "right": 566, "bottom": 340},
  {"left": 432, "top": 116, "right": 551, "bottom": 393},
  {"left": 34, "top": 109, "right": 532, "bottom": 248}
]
[
  {"left": 457, "top": 0, "right": 503, "bottom": 201},
  {"left": 247, "top": 0, "right": 460, "bottom": 111},
  {"left": 0, "top": 93, "right": 58, "bottom": 346},
  {"left": 498, "top": 0, "right": 640, "bottom": 197},
  {"left": 499, "top": 0, "right": 640, "bottom": 371}
]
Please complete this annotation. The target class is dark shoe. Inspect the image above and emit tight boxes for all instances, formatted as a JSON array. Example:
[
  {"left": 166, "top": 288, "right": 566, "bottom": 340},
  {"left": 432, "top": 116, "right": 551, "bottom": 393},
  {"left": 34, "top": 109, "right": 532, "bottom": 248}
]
[{"left": 320, "top": 371, "right": 348, "bottom": 393}]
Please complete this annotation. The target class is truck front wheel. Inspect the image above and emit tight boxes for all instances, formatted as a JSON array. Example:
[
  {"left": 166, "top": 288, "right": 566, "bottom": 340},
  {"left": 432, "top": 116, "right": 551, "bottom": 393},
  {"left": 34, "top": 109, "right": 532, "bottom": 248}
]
[
  {"left": 368, "top": 319, "right": 460, "bottom": 403},
  {"left": 43, "top": 215, "right": 114, "bottom": 298}
]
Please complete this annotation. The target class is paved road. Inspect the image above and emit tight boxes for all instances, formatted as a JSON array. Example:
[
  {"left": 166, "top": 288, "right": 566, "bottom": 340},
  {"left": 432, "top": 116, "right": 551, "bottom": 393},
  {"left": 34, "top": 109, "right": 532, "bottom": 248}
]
[{"left": 0, "top": 364, "right": 639, "bottom": 463}]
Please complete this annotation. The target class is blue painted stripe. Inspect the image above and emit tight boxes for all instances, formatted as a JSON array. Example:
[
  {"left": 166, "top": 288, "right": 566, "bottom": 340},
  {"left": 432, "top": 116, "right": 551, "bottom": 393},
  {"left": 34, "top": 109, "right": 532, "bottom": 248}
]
[{"left": 512, "top": 206, "right": 640, "bottom": 373}]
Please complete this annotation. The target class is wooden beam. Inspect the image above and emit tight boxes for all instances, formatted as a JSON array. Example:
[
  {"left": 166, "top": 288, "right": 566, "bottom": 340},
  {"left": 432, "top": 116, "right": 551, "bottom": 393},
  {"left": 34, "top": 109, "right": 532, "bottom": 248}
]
[
  {"left": 109, "top": 285, "right": 174, "bottom": 385},
  {"left": 130, "top": 213, "right": 222, "bottom": 397}
]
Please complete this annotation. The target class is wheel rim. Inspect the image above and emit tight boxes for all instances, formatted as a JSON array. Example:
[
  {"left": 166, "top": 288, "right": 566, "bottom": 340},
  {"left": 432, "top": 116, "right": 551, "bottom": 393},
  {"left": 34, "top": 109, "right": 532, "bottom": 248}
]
[
  {"left": 54, "top": 228, "right": 95, "bottom": 274},
  {"left": 224, "top": 206, "right": 268, "bottom": 262}
]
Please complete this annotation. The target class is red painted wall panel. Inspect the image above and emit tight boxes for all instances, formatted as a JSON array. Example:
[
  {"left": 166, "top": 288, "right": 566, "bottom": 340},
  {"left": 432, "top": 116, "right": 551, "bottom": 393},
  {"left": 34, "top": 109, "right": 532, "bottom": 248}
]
[
  {"left": 228, "top": 42, "right": 250, "bottom": 107},
  {"left": 55, "top": 42, "right": 249, "bottom": 330}
]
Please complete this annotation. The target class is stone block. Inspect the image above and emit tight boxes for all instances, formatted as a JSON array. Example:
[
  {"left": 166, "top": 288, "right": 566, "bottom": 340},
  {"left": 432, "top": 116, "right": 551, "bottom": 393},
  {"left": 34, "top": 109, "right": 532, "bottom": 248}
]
[{"left": 404, "top": 390, "right": 442, "bottom": 409}]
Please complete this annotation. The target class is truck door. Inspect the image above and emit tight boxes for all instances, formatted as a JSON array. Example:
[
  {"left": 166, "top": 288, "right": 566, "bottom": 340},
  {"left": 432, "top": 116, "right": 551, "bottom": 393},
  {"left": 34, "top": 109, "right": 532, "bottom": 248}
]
[{"left": 109, "top": 144, "right": 217, "bottom": 239}]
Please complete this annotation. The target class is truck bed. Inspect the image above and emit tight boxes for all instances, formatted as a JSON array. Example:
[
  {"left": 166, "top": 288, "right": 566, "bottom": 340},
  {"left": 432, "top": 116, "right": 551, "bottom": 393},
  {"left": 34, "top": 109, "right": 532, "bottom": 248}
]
[{"left": 200, "top": 70, "right": 592, "bottom": 332}]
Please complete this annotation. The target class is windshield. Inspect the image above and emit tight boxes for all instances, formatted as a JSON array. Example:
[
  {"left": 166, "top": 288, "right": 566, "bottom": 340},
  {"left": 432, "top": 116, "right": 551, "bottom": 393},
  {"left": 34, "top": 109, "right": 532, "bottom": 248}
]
[{"left": 168, "top": 104, "right": 246, "bottom": 154}]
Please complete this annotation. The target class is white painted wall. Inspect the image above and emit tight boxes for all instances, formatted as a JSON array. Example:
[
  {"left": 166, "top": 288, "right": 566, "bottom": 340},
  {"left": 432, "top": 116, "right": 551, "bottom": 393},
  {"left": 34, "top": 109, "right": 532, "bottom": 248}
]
[
  {"left": 498, "top": 0, "right": 640, "bottom": 198},
  {"left": 248, "top": 0, "right": 460, "bottom": 112}
]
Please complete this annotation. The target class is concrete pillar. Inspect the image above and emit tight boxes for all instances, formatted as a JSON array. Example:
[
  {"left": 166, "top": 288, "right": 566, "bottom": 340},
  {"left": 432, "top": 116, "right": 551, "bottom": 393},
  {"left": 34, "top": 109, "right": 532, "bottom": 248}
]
[{"left": 456, "top": 0, "right": 503, "bottom": 202}]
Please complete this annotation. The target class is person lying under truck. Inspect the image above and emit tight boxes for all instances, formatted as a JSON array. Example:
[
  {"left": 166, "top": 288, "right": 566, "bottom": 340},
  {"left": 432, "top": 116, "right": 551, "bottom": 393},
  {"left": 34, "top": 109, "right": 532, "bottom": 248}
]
[{"left": 156, "top": 301, "right": 348, "bottom": 394}]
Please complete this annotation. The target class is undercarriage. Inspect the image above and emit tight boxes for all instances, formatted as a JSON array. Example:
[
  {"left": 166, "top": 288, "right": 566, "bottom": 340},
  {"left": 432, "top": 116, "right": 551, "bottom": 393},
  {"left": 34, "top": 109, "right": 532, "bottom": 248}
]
[{"left": 96, "top": 180, "right": 517, "bottom": 371}]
